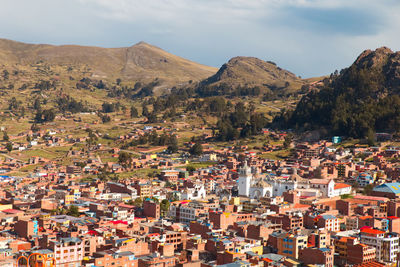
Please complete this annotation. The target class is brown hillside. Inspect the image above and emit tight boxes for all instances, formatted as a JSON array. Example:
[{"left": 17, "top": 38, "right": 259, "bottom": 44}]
[
  {"left": 0, "top": 39, "right": 217, "bottom": 86},
  {"left": 200, "top": 56, "right": 305, "bottom": 94}
]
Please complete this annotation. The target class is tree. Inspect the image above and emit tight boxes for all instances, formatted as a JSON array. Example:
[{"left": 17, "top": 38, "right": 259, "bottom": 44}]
[
  {"left": 146, "top": 112, "right": 157, "bottom": 123},
  {"left": 133, "top": 197, "right": 143, "bottom": 208},
  {"left": 142, "top": 104, "right": 150, "bottom": 117},
  {"left": 67, "top": 205, "right": 80, "bottom": 217},
  {"left": 35, "top": 109, "right": 55, "bottom": 123},
  {"left": 167, "top": 135, "right": 178, "bottom": 153},
  {"left": 33, "top": 98, "right": 41, "bottom": 111},
  {"left": 160, "top": 199, "right": 170, "bottom": 216},
  {"left": 189, "top": 142, "right": 203, "bottom": 156},
  {"left": 31, "top": 123, "right": 40, "bottom": 133},
  {"left": 130, "top": 106, "right": 139, "bottom": 118},
  {"left": 363, "top": 184, "right": 374, "bottom": 195},
  {"left": 100, "top": 114, "right": 111, "bottom": 123},
  {"left": 5, "top": 142, "right": 12, "bottom": 153},
  {"left": 3, "top": 132, "right": 9, "bottom": 142},
  {"left": 2, "top": 70, "right": 9, "bottom": 80},
  {"left": 102, "top": 102, "right": 116, "bottom": 113},
  {"left": 118, "top": 151, "right": 132, "bottom": 168},
  {"left": 283, "top": 133, "right": 293, "bottom": 149},
  {"left": 186, "top": 165, "right": 196, "bottom": 174},
  {"left": 367, "top": 128, "right": 376, "bottom": 146},
  {"left": 87, "top": 129, "right": 98, "bottom": 146},
  {"left": 8, "top": 97, "right": 19, "bottom": 110}
]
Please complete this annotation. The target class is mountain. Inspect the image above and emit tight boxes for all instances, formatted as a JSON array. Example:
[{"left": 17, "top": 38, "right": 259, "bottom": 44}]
[
  {"left": 273, "top": 47, "right": 400, "bottom": 138},
  {"left": 196, "top": 56, "right": 305, "bottom": 97},
  {"left": 0, "top": 38, "right": 217, "bottom": 87}
]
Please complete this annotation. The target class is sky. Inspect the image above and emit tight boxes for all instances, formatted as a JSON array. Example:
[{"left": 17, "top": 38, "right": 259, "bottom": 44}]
[{"left": 0, "top": 0, "right": 399, "bottom": 77}]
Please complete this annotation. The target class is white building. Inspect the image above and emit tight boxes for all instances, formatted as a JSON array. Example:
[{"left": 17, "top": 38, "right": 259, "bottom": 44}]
[
  {"left": 309, "top": 179, "right": 335, "bottom": 197},
  {"left": 360, "top": 228, "right": 399, "bottom": 263},
  {"left": 181, "top": 184, "right": 206, "bottom": 200},
  {"left": 267, "top": 169, "right": 351, "bottom": 198},
  {"left": 267, "top": 169, "right": 311, "bottom": 197},
  {"left": 237, "top": 162, "right": 273, "bottom": 199},
  {"left": 238, "top": 162, "right": 252, "bottom": 197}
]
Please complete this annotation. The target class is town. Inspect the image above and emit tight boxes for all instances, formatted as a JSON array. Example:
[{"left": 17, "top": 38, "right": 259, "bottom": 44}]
[
  {"left": 1, "top": 121, "right": 400, "bottom": 267},
  {"left": 0, "top": 3, "right": 399, "bottom": 266}
]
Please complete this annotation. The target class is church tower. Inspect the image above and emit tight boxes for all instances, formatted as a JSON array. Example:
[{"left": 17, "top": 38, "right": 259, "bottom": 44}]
[{"left": 238, "top": 161, "right": 252, "bottom": 197}]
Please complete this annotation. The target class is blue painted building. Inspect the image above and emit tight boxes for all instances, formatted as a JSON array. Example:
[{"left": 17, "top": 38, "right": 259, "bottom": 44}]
[{"left": 372, "top": 182, "right": 400, "bottom": 198}]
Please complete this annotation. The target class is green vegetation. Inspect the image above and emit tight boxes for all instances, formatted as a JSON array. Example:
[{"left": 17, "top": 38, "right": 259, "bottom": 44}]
[
  {"left": 189, "top": 142, "right": 203, "bottom": 156},
  {"left": 340, "top": 194, "right": 354, "bottom": 199},
  {"left": 274, "top": 48, "right": 400, "bottom": 138},
  {"left": 160, "top": 199, "right": 170, "bottom": 216},
  {"left": 67, "top": 205, "right": 80, "bottom": 217}
]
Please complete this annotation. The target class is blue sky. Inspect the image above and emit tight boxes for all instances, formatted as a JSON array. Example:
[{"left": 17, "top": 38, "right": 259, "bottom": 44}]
[{"left": 0, "top": 0, "right": 398, "bottom": 77}]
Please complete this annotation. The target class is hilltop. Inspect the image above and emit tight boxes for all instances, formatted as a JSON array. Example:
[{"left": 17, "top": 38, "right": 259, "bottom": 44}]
[
  {"left": 273, "top": 47, "right": 400, "bottom": 138},
  {"left": 0, "top": 38, "right": 217, "bottom": 87},
  {"left": 196, "top": 56, "right": 305, "bottom": 98}
]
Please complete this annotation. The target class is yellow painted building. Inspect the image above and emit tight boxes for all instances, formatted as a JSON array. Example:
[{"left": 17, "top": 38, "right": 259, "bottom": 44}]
[
  {"left": 229, "top": 197, "right": 240, "bottom": 206},
  {"left": 64, "top": 195, "right": 74, "bottom": 205}
]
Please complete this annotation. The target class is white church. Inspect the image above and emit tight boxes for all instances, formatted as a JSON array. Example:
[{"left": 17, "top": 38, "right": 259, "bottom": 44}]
[
  {"left": 237, "top": 162, "right": 273, "bottom": 199},
  {"left": 237, "top": 163, "right": 351, "bottom": 199}
]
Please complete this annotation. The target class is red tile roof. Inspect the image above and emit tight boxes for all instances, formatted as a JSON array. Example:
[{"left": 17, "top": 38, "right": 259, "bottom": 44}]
[
  {"left": 1, "top": 209, "right": 23, "bottom": 214},
  {"left": 334, "top": 183, "right": 351, "bottom": 189},
  {"left": 360, "top": 228, "right": 385, "bottom": 235}
]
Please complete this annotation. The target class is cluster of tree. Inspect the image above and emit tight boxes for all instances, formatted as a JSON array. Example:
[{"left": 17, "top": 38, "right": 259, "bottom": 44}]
[
  {"left": 2, "top": 70, "right": 9, "bottom": 80},
  {"left": 98, "top": 113, "right": 111, "bottom": 123},
  {"left": 76, "top": 77, "right": 94, "bottom": 90},
  {"left": 56, "top": 95, "right": 89, "bottom": 113},
  {"left": 215, "top": 102, "right": 268, "bottom": 141},
  {"left": 34, "top": 108, "right": 56, "bottom": 123},
  {"left": 273, "top": 62, "right": 400, "bottom": 138},
  {"left": 107, "top": 82, "right": 142, "bottom": 98},
  {"left": 196, "top": 83, "right": 263, "bottom": 98},
  {"left": 34, "top": 80, "right": 54, "bottom": 91},
  {"left": 66, "top": 205, "right": 80, "bottom": 217},
  {"left": 2, "top": 131, "right": 9, "bottom": 141},
  {"left": 118, "top": 151, "right": 134, "bottom": 168},
  {"left": 101, "top": 102, "right": 122, "bottom": 113},
  {"left": 8, "top": 97, "right": 20, "bottom": 110},
  {"left": 123, "top": 131, "right": 178, "bottom": 152},
  {"left": 107, "top": 80, "right": 159, "bottom": 100},
  {"left": 86, "top": 128, "right": 98, "bottom": 146},
  {"left": 189, "top": 142, "right": 203, "bottom": 155},
  {"left": 185, "top": 96, "right": 233, "bottom": 116},
  {"left": 132, "top": 80, "right": 159, "bottom": 98},
  {"left": 130, "top": 106, "right": 139, "bottom": 118},
  {"left": 7, "top": 97, "right": 25, "bottom": 117}
]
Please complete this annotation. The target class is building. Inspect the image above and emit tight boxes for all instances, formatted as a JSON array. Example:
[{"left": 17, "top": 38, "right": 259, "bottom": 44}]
[
  {"left": 14, "top": 219, "right": 38, "bottom": 239},
  {"left": 277, "top": 232, "right": 308, "bottom": 259},
  {"left": 298, "top": 247, "right": 334, "bottom": 267},
  {"left": 143, "top": 200, "right": 160, "bottom": 219},
  {"left": 49, "top": 237, "right": 84, "bottom": 267},
  {"left": 138, "top": 254, "right": 176, "bottom": 267},
  {"left": 237, "top": 162, "right": 252, "bottom": 197},
  {"left": 92, "top": 251, "right": 137, "bottom": 267},
  {"left": 237, "top": 162, "right": 273, "bottom": 199},
  {"left": 357, "top": 172, "right": 375, "bottom": 187},
  {"left": 359, "top": 228, "right": 399, "bottom": 263},
  {"left": 347, "top": 243, "right": 376, "bottom": 265},
  {"left": 372, "top": 182, "right": 400, "bottom": 199},
  {"left": 168, "top": 201, "right": 203, "bottom": 223},
  {"left": 315, "top": 215, "right": 340, "bottom": 232},
  {"left": 334, "top": 236, "right": 376, "bottom": 265}
]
